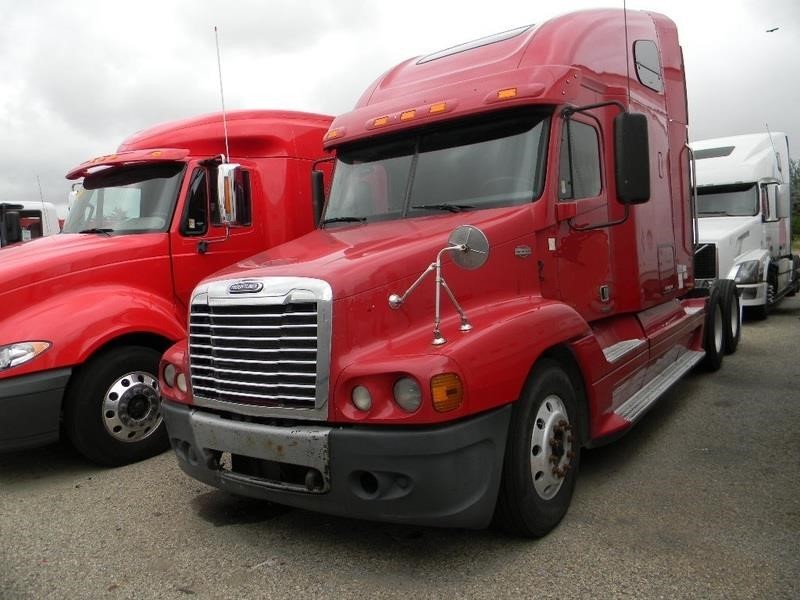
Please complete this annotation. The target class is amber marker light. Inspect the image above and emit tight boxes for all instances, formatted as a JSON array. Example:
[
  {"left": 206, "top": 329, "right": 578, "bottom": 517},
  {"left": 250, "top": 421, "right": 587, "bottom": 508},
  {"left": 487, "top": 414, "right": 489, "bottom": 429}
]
[
  {"left": 373, "top": 116, "right": 390, "bottom": 127},
  {"left": 400, "top": 110, "right": 416, "bottom": 121},
  {"left": 429, "top": 102, "right": 447, "bottom": 114},
  {"left": 431, "top": 373, "right": 463, "bottom": 412},
  {"left": 497, "top": 87, "right": 518, "bottom": 100},
  {"left": 323, "top": 128, "right": 343, "bottom": 141}
]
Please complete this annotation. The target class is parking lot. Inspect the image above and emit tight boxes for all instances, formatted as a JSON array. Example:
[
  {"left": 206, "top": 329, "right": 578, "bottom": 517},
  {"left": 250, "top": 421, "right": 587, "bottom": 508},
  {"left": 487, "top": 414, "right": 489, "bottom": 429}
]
[{"left": 1, "top": 296, "right": 798, "bottom": 599}]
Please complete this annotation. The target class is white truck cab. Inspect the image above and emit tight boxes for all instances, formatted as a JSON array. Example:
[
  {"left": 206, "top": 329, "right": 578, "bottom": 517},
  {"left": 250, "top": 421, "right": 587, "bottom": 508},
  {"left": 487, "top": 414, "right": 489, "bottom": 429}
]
[{"left": 692, "top": 132, "right": 799, "bottom": 318}]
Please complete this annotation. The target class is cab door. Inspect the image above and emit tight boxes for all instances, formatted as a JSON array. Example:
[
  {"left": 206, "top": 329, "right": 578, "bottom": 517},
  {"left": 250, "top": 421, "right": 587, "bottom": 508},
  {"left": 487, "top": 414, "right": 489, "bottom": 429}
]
[
  {"left": 554, "top": 116, "right": 614, "bottom": 321},
  {"left": 169, "top": 163, "right": 258, "bottom": 312}
]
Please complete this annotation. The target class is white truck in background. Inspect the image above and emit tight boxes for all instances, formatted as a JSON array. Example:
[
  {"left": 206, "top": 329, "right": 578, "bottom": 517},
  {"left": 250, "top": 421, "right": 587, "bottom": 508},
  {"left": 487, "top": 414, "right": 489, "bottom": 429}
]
[
  {"left": 691, "top": 132, "right": 799, "bottom": 319},
  {"left": 0, "top": 201, "right": 60, "bottom": 247}
]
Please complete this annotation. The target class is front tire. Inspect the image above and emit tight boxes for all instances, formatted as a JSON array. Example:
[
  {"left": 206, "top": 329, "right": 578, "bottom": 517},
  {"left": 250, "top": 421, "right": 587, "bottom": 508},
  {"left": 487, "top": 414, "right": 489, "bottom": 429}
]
[
  {"left": 717, "top": 279, "right": 740, "bottom": 354},
  {"left": 700, "top": 287, "right": 725, "bottom": 371},
  {"left": 64, "top": 346, "right": 168, "bottom": 466},
  {"left": 494, "top": 360, "right": 580, "bottom": 537}
]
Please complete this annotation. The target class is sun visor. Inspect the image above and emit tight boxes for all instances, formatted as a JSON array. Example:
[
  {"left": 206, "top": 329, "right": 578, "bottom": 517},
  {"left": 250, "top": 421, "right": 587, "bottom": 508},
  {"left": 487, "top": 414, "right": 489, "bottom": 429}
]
[{"left": 66, "top": 148, "right": 190, "bottom": 180}]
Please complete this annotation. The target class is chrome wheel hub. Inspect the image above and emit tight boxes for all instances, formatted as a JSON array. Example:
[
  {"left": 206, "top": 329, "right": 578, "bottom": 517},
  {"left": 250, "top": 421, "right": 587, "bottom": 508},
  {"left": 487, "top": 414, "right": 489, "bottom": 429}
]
[
  {"left": 102, "top": 371, "right": 161, "bottom": 442},
  {"left": 530, "top": 394, "right": 574, "bottom": 500}
]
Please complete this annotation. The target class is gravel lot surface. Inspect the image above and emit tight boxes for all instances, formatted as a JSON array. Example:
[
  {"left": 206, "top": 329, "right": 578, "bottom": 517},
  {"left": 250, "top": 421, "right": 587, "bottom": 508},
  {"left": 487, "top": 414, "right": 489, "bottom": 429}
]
[{"left": 1, "top": 296, "right": 798, "bottom": 599}]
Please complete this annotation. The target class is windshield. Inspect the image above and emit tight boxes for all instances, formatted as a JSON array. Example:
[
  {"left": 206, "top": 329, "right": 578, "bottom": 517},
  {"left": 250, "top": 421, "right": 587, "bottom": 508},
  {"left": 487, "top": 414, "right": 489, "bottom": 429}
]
[
  {"left": 63, "top": 162, "right": 185, "bottom": 234},
  {"left": 697, "top": 183, "right": 758, "bottom": 217},
  {"left": 323, "top": 110, "right": 550, "bottom": 225}
]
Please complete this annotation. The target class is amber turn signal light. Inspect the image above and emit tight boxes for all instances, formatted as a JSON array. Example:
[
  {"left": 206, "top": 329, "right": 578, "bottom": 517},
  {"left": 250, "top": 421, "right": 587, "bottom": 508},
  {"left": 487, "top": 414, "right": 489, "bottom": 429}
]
[{"left": 431, "top": 373, "right": 463, "bottom": 412}]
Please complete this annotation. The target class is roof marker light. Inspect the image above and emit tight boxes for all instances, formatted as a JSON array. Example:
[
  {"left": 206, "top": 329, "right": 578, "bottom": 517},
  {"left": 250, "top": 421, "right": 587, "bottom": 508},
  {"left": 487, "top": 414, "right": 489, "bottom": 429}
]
[
  {"left": 497, "top": 87, "right": 518, "bottom": 100},
  {"left": 400, "top": 110, "right": 416, "bottom": 121},
  {"left": 373, "top": 116, "right": 390, "bottom": 127},
  {"left": 429, "top": 102, "right": 447, "bottom": 114},
  {"left": 324, "top": 128, "right": 344, "bottom": 141}
]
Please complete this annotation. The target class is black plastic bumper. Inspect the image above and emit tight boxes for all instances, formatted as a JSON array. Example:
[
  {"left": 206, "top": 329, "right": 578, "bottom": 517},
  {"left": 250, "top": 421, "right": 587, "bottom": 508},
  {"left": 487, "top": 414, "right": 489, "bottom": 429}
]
[
  {"left": 0, "top": 368, "right": 72, "bottom": 452},
  {"left": 162, "top": 400, "right": 512, "bottom": 529}
]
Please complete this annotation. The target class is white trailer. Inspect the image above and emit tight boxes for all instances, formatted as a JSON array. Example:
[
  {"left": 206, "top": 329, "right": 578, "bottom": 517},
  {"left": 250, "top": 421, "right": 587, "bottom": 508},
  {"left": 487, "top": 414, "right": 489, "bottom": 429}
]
[{"left": 691, "top": 132, "right": 799, "bottom": 319}]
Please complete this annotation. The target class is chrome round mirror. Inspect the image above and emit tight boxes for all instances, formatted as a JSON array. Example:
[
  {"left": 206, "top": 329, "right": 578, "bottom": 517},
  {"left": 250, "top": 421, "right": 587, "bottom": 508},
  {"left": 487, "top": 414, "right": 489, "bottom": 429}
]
[{"left": 447, "top": 225, "right": 489, "bottom": 270}]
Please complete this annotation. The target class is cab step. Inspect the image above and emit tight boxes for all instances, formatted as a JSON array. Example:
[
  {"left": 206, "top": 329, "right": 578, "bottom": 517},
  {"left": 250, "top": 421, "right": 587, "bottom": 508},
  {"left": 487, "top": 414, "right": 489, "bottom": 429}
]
[{"left": 614, "top": 349, "right": 705, "bottom": 422}]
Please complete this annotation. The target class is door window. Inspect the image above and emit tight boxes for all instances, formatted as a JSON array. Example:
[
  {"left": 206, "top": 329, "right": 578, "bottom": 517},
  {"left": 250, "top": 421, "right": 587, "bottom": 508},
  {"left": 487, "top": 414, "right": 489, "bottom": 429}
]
[{"left": 558, "top": 120, "right": 602, "bottom": 200}]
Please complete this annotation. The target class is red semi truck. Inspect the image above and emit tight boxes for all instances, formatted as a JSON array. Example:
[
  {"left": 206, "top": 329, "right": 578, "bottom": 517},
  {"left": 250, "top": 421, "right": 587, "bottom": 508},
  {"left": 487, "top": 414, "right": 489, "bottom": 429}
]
[
  {"left": 159, "top": 10, "right": 740, "bottom": 536},
  {"left": 0, "top": 110, "right": 331, "bottom": 465}
]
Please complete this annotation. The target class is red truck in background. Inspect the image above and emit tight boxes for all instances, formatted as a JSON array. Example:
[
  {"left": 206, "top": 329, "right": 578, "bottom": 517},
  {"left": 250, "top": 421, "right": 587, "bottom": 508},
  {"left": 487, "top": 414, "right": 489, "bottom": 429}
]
[
  {"left": 159, "top": 10, "right": 740, "bottom": 537},
  {"left": 0, "top": 110, "right": 331, "bottom": 466}
]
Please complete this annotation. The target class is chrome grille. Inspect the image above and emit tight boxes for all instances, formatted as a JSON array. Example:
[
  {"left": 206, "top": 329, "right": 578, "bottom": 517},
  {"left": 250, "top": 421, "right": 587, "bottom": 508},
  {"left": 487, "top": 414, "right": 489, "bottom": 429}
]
[{"left": 189, "top": 302, "right": 318, "bottom": 407}]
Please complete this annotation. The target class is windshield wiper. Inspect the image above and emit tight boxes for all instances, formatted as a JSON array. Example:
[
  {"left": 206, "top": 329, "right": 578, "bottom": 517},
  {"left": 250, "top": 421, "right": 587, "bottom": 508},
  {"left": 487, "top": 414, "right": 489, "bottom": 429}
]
[
  {"left": 411, "top": 204, "right": 474, "bottom": 213},
  {"left": 78, "top": 228, "right": 114, "bottom": 235},
  {"left": 321, "top": 216, "right": 367, "bottom": 226}
]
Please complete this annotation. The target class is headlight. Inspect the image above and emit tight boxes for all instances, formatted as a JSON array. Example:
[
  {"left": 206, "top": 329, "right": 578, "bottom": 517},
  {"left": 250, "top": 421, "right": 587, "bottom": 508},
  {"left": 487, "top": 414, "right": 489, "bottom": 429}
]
[
  {"left": 734, "top": 260, "right": 763, "bottom": 284},
  {"left": 393, "top": 377, "right": 422, "bottom": 412},
  {"left": 163, "top": 364, "right": 177, "bottom": 388},
  {"left": 351, "top": 385, "right": 372, "bottom": 411},
  {"left": 176, "top": 373, "right": 188, "bottom": 393},
  {"left": 0, "top": 341, "right": 51, "bottom": 370}
]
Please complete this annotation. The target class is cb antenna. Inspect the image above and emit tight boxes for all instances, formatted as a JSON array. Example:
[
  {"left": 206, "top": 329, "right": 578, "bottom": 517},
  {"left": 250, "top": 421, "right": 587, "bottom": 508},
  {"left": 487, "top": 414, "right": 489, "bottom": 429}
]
[
  {"left": 214, "top": 26, "right": 231, "bottom": 163},
  {"left": 36, "top": 175, "right": 53, "bottom": 235}
]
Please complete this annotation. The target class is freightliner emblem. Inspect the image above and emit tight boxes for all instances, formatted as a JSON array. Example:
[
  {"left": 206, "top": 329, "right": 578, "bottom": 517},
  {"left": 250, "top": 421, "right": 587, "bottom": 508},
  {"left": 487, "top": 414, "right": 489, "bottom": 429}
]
[{"left": 228, "top": 281, "right": 263, "bottom": 294}]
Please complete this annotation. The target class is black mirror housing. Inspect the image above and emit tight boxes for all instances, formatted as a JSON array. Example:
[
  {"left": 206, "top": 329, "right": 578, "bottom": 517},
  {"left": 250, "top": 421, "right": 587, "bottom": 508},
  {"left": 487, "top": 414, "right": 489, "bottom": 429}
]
[{"left": 614, "top": 112, "right": 651, "bottom": 204}]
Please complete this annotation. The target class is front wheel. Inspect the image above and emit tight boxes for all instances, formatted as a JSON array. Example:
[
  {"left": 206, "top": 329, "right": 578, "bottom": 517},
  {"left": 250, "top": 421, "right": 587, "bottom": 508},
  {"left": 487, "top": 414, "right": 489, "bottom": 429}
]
[
  {"left": 700, "top": 287, "right": 725, "bottom": 371},
  {"left": 717, "top": 279, "right": 740, "bottom": 354},
  {"left": 64, "top": 346, "right": 168, "bottom": 466},
  {"left": 494, "top": 360, "right": 580, "bottom": 537}
]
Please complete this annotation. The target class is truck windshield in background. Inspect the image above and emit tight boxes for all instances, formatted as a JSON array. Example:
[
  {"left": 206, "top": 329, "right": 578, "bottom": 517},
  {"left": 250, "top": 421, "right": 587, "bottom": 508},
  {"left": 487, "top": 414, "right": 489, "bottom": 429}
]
[
  {"left": 62, "top": 162, "right": 185, "bottom": 234},
  {"left": 696, "top": 183, "right": 758, "bottom": 217},
  {"left": 323, "top": 110, "right": 550, "bottom": 224}
]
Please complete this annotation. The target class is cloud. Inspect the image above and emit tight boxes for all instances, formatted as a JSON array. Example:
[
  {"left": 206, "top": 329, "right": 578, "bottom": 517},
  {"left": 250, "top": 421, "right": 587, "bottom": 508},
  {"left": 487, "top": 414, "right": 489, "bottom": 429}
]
[{"left": 1, "top": 0, "right": 798, "bottom": 210}]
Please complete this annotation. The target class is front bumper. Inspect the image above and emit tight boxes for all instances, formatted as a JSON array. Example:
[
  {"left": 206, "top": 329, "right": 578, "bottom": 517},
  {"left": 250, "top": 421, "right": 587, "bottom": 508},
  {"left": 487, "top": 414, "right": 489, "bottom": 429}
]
[
  {"left": 737, "top": 281, "right": 767, "bottom": 307},
  {"left": 162, "top": 400, "right": 512, "bottom": 529},
  {"left": 0, "top": 368, "right": 72, "bottom": 452}
]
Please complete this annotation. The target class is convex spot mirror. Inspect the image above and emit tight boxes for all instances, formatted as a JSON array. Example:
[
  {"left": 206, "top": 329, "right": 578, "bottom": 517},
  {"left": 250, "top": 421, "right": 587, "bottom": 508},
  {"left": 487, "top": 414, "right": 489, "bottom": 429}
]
[
  {"left": 447, "top": 225, "right": 489, "bottom": 270},
  {"left": 217, "top": 163, "right": 240, "bottom": 225},
  {"left": 614, "top": 112, "right": 651, "bottom": 204}
]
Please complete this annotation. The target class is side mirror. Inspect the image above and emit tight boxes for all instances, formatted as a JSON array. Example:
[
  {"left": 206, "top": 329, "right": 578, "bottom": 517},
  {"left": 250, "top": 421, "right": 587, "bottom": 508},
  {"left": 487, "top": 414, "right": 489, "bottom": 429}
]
[
  {"left": 311, "top": 170, "right": 325, "bottom": 226},
  {"left": 3, "top": 211, "right": 22, "bottom": 244},
  {"left": 217, "top": 163, "right": 240, "bottom": 225},
  {"left": 614, "top": 112, "right": 651, "bottom": 204}
]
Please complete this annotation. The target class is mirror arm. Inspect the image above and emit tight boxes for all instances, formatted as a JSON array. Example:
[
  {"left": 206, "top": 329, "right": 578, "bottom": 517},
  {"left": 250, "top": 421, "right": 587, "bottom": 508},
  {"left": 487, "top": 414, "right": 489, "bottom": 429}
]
[
  {"left": 567, "top": 204, "right": 630, "bottom": 231},
  {"left": 195, "top": 223, "right": 231, "bottom": 254},
  {"left": 562, "top": 100, "right": 627, "bottom": 119}
]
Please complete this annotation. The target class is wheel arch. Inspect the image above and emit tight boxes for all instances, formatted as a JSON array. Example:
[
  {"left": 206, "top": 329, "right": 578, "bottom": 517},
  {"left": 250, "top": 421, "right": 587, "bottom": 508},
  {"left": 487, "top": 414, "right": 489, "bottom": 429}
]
[
  {"left": 64, "top": 332, "right": 175, "bottom": 405},
  {"left": 529, "top": 345, "right": 590, "bottom": 448}
]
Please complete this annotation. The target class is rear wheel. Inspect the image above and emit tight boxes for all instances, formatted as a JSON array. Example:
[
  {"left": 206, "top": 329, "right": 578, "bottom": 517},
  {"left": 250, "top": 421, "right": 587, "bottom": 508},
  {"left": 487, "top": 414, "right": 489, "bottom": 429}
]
[
  {"left": 64, "top": 346, "right": 168, "bottom": 466},
  {"left": 701, "top": 287, "right": 725, "bottom": 371},
  {"left": 716, "top": 279, "right": 740, "bottom": 354},
  {"left": 494, "top": 360, "right": 580, "bottom": 537}
]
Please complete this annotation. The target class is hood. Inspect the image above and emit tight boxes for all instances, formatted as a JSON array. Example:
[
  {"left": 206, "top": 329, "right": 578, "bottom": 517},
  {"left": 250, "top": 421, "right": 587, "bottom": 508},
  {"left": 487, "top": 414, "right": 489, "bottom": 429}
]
[
  {"left": 697, "top": 215, "right": 761, "bottom": 246},
  {"left": 0, "top": 233, "right": 167, "bottom": 297},
  {"left": 205, "top": 207, "right": 534, "bottom": 300}
]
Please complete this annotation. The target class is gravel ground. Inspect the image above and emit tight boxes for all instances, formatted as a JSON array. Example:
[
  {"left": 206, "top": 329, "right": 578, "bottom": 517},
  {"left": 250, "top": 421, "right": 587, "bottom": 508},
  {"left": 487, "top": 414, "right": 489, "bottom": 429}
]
[{"left": 1, "top": 296, "right": 798, "bottom": 599}]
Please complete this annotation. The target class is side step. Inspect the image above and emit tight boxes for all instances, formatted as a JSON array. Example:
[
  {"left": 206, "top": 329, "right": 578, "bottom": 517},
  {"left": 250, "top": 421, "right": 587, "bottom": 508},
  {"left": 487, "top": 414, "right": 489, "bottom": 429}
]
[
  {"left": 614, "top": 349, "right": 705, "bottom": 422},
  {"left": 602, "top": 339, "right": 645, "bottom": 363}
]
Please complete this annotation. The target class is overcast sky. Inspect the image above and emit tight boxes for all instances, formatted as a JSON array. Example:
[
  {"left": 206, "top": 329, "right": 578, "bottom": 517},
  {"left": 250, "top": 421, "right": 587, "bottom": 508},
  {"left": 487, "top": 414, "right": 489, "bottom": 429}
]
[{"left": 1, "top": 0, "right": 798, "bottom": 211}]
